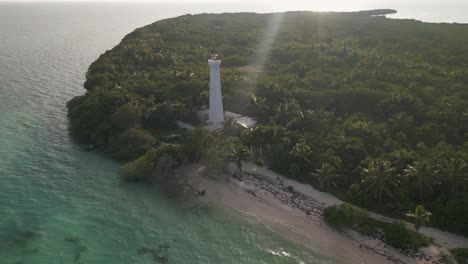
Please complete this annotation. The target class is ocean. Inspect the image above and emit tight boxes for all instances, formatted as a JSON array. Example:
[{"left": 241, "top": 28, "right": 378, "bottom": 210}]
[{"left": 0, "top": 2, "right": 466, "bottom": 264}]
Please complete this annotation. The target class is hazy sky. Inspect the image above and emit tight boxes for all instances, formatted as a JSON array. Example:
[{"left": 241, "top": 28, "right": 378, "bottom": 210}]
[
  {"left": 2, "top": 0, "right": 466, "bottom": 21},
  {"left": 0, "top": 0, "right": 456, "bottom": 2},
  {"left": 1, "top": 0, "right": 458, "bottom": 8}
]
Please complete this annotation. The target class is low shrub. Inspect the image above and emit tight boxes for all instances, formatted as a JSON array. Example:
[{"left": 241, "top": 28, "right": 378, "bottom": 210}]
[
  {"left": 450, "top": 248, "right": 468, "bottom": 264},
  {"left": 382, "top": 222, "right": 430, "bottom": 250},
  {"left": 323, "top": 203, "right": 367, "bottom": 228},
  {"left": 324, "top": 203, "right": 431, "bottom": 251}
]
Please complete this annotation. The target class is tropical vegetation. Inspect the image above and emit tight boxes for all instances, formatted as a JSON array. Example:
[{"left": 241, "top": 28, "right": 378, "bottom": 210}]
[
  {"left": 67, "top": 11, "right": 468, "bottom": 236},
  {"left": 449, "top": 248, "right": 468, "bottom": 264},
  {"left": 405, "top": 205, "right": 432, "bottom": 231}
]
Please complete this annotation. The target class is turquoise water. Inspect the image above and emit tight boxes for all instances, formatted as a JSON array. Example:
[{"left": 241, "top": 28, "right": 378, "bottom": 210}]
[{"left": 0, "top": 3, "right": 334, "bottom": 264}]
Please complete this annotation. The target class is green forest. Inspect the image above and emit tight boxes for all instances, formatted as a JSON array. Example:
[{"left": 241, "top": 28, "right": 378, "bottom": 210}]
[{"left": 67, "top": 11, "right": 468, "bottom": 236}]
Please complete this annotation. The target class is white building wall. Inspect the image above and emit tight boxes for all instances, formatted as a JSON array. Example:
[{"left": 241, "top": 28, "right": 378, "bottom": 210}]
[{"left": 208, "top": 58, "right": 224, "bottom": 129}]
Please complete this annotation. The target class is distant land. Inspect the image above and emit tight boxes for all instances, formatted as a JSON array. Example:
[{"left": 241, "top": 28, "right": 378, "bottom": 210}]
[{"left": 355, "top": 9, "right": 397, "bottom": 15}]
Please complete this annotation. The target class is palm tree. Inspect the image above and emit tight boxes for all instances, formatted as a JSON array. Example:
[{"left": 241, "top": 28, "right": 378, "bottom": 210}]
[
  {"left": 361, "top": 160, "right": 398, "bottom": 202},
  {"left": 289, "top": 139, "right": 312, "bottom": 164},
  {"left": 228, "top": 138, "right": 252, "bottom": 179},
  {"left": 406, "top": 205, "right": 431, "bottom": 232},
  {"left": 439, "top": 158, "right": 467, "bottom": 194},
  {"left": 403, "top": 161, "right": 440, "bottom": 205},
  {"left": 313, "top": 163, "right": 339, "bottom": 190}
]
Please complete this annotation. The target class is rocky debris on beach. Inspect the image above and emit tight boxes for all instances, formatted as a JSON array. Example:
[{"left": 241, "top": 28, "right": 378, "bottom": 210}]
[
  {"left": 240, "top": 172, "right": 325, "bottom": 218},
  {"left": 226, "top": 171, "right": 442, "bottom": 264}
]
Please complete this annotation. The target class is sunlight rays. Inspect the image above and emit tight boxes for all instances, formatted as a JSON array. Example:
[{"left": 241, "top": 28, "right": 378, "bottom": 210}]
[{"left": 252, "top": 12, "right": 285, "bottom": 70}]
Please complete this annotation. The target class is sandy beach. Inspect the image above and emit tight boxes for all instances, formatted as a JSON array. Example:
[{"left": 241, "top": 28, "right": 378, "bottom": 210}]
[{"left": 177, "top": 163, "right": 468, "bottom": 264}]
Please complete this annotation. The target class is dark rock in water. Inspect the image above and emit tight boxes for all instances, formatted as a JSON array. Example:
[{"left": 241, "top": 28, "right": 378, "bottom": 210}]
[
  {"left": 137, "top": 247, "right": 151, "bottom": 255},
  {"left": 64, "top": 236, "right": 81, "bottom": 245},
  {"left": 84, "top": 144, "right": 95, "bottom": 151},
  {"left": 137, "top": 245, "right": 170, "bottom": 263},
  {"left": 151, "top": 250, "right": 168, "bottom": 263},
  {"left": 74, "top": 252, "right": 82, "bottom": 262},
  {"left": 21, "top": 230, "right": 42, "bottom": 241},
  {"left": 64, "top": 236, "right": 87, "bottom": 262},
  {"left": 7, "top": 230, "right": 43, "bottom": 249},
  {"left": 77, "top": 244, "right": 88, "bottom": 252},
  {"left": 12, "top": 238, "right": 28, "bottom": 248}
]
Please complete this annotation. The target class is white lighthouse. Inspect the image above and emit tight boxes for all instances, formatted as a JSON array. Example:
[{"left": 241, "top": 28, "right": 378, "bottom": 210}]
[{"left": 208, "top": 54, "right": 224, "bottom": 129}]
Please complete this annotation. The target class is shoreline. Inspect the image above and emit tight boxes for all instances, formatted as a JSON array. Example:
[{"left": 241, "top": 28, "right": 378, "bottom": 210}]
[{"left": 178, "top": 163, "right": 468, "bottom": 264}]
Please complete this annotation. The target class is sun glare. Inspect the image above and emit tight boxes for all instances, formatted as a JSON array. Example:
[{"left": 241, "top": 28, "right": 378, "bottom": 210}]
[{"left": 252, "top": 12, "right": 284, "bottom": 69}]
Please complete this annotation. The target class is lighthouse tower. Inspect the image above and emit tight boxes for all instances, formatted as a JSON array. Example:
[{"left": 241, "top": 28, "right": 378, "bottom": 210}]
[{"left": 208, "top": 54, "right": 224, "bottom": 129}]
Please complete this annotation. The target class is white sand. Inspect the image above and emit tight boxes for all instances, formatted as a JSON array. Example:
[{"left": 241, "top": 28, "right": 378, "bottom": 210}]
[{"left": 179, "top": 163, "right": 468, "bottom": 264}]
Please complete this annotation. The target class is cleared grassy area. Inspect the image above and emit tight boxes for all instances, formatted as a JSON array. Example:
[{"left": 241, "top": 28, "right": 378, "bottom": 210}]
[{"left": 324, "top": 203, "right": 431, "bottom": 251}]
